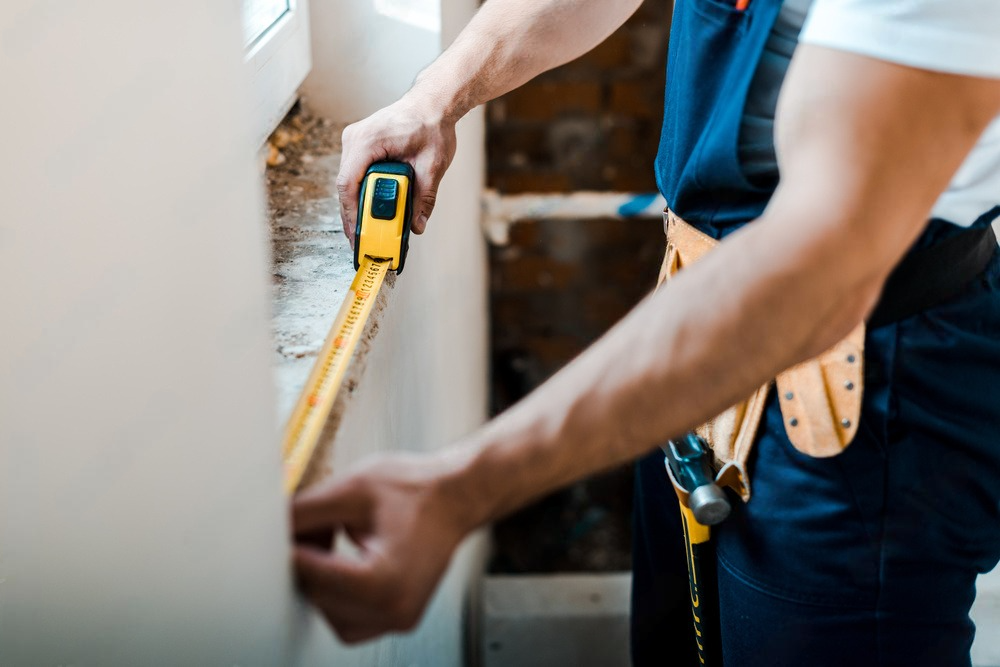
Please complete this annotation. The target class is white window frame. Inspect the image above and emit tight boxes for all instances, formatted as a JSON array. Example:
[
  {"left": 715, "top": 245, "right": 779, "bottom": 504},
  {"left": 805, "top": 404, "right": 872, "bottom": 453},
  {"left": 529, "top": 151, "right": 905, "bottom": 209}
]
[{"left": 244, "top": 0, "right": 311, "bottom": 146}]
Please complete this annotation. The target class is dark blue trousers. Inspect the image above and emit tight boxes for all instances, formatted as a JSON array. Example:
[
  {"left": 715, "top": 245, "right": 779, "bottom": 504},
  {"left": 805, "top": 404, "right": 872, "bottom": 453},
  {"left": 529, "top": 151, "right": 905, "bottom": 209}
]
[{"left": 632, "top": 253, "right": 1000, "bottom": 666}]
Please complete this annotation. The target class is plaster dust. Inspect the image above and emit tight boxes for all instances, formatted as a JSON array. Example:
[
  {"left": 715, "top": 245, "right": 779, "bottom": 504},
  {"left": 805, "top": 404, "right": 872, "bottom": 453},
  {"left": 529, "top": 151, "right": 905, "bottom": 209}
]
[{"left": 265, "top": 103, "right": 396, "bottom": 488}]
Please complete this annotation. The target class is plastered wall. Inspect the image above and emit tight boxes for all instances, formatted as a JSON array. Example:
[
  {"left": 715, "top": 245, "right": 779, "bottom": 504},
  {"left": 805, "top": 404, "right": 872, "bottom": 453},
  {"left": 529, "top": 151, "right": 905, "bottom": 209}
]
[
  {"left": 1, "top": 0, "right": 486, "bottom": 665},
  {"left": 303, "top": 0, "right": 442, "bottom": 121},
  {"left": 0, "top": 2, "right": 296, "bottom": 664}
]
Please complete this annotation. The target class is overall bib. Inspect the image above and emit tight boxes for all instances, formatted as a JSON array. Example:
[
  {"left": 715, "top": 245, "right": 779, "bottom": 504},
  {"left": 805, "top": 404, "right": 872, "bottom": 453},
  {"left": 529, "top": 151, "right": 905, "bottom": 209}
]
[{"left": 631, "top": 1, "right": 1000, "bottom": 665}]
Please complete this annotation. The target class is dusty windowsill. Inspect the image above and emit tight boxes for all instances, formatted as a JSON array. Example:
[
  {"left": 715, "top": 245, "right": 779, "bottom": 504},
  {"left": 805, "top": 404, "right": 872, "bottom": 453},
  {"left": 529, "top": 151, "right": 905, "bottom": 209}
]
[{"left": 264, "top": 104, "right": 395, "bottom": 486}]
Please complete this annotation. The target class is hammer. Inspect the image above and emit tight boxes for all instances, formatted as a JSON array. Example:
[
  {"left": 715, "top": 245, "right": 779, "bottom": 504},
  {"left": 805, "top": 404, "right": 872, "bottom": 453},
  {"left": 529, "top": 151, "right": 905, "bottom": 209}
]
[
  {"left": 662, "top": 432, "right": 730, "bottom": 666},
  {"left": 663, "top": 432, "right": 731, "bottom": 526}
]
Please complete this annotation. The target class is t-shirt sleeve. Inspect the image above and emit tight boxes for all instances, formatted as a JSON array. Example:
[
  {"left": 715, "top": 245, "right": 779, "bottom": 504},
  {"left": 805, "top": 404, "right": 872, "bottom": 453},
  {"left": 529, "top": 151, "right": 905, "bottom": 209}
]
[{"left": 800, "top": 0, "right": 1000, "bottom": 79}]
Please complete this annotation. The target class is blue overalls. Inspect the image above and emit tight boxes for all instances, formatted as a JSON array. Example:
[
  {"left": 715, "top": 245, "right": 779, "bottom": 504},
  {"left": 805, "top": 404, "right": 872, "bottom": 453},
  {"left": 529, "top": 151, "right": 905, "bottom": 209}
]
[{"left": 631, "top": 1, "right": 1000, "bottom": 665}]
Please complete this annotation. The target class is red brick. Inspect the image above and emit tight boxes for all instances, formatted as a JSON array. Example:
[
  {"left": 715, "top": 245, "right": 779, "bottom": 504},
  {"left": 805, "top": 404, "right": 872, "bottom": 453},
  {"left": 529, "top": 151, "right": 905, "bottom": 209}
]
[
  {"left": 631, "top": 0, "right": 674, "bottom": 23},
  {"left": 609, "top": 79, "right": 664, "bottom": 120},
  {"left": 487, "top": 125, "right": 552, "bottom": 165},
  {"left": 501, "top": 81, "right": 602, "bottom": 121},
  {"left": 491, "top": 254, "right": 580, "bottom": 293},
  {"left": 609, "top": 168, "right": 658, "bottom": 192},
  {"left": 576, "top": 29, "right": 632, "bottom": 70},
  {"left": 606, "top": 124, "right": 642, "bottom": 161},
  {"left": 506, "top": 220, "right": 542, "bottom": 248},
  {"left": 489, "top": 170, "right": 573, "bottom": 193},
  {"left": 627, "top": 22, "right": 669, "bottom": 71},
  {"left": 519, "top": 334, "right": 584, "bottom": 375}
]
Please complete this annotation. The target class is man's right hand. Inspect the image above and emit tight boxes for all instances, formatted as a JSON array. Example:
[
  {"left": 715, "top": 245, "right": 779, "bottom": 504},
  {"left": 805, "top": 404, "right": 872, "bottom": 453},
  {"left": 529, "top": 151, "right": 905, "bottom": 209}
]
[
  {"left": 336, "top": 96, "right": 457, "bottom": 246},
  {"left": 334, "top": 0, "right": 645, "bottom": 247}
]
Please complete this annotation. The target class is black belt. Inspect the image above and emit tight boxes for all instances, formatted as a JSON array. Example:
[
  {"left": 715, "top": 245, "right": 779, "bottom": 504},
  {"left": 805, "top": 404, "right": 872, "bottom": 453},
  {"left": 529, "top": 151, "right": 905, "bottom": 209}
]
[{"left": 868, "top": 224, "right": 998, "bottom": 329}]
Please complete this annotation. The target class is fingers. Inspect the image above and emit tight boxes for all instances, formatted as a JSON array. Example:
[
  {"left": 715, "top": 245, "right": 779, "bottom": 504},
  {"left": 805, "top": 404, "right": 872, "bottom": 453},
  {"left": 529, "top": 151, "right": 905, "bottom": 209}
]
[
  {"left": 294, "top": 546, "right": 422, "bottom": 643},
  {"left": 411, "top": 154, "right": 436, "bottom": 235},
  {"left": 336, "top": 125, "right": 366, "bottom": 247},
  {"left": 294, "top": 545, "right": 380, "bottom": 604},
  {"left": 410, "top": 142, "right": 453, "bottom": 236},
  {"left": 293, "top": 547, "right": 387, "bottom": 643},
  {"left": 295, "top": 527, "right": 334, "bottom": 551},
  {"left": 292, "top": 478, "right": 372, "bottom": 537}
]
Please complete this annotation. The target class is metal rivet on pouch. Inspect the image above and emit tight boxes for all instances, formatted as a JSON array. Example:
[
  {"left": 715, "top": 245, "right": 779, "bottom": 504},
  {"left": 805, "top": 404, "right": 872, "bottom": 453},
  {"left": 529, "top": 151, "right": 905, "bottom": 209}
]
[
  {"left": 784, "top": 392, "right": 794, "bottom": 400},
  {"left": 789, "top": 418, "right": 799, "bottom": 427},
  {"left": 841, "top": 418, "right": 852, "bottom": 428},
  {"left": 844, "top": 381, "right": 855, "bottom": 391},
  {"left": 847, "top": 354, "right": 856, "bottom": 363}
]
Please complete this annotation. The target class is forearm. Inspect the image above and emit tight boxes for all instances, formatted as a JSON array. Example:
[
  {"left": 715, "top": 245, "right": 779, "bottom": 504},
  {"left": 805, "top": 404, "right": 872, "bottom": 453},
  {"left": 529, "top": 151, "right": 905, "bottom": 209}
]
[
  {"left": 441, "top": 45, "right": 1000, "bottom": 531},
  {"left": 405, "top": 0, "right": 642, "bottom": 121},
  {"left": 445, "top": 209, "right": 886, "bottom": 527}
]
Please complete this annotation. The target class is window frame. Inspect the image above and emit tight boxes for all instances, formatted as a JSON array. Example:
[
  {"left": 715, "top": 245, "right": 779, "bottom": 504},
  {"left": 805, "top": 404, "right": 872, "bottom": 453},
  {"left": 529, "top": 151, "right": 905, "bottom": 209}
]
[{"left": 244, "top": 0, "right": 311, "bottom": 146}]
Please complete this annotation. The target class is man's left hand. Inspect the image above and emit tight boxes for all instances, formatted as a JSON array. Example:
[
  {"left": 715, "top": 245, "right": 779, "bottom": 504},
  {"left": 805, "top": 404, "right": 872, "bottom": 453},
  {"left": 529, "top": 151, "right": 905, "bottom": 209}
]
[{"left": 291, "top": 451, "right": 475, "bottom": 644}]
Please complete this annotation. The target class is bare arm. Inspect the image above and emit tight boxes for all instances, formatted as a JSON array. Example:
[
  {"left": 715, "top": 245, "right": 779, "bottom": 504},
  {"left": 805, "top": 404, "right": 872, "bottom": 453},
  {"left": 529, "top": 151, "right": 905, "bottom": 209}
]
[
  {"left": 336, "top": 0, "right": 643, "bottom": 239},
  {"left": 437, "top": 46, "right": 1000, "bottom": 523},
  {"left": 415, "top": 0, "right": 643, "bottom": 121},
  {"left": 297, "top": 46, "right": 1000, "bottom": 642}
]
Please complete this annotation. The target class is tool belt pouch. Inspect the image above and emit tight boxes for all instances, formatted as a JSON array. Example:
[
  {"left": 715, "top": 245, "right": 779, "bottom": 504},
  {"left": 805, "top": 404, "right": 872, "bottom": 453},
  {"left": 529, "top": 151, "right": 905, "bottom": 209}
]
[{"left": 659, "top": 210, "right": 865, "bottom": 502}]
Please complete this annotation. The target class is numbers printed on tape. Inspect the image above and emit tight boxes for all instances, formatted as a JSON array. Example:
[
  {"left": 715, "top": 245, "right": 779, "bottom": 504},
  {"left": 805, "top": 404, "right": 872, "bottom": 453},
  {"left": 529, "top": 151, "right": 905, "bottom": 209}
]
[
  {"left": 281, "top": 256, "right": 390, "bottom": 494},
  {"left": 282, "top": 161, "right": 413, "bottom": 494}
]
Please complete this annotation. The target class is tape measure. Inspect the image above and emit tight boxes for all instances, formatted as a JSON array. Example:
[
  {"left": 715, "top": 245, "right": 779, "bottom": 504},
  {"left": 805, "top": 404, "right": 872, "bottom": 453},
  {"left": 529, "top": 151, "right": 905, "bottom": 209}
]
[{"left": 281, "top": 161, "right": 414, "bottom": 494}]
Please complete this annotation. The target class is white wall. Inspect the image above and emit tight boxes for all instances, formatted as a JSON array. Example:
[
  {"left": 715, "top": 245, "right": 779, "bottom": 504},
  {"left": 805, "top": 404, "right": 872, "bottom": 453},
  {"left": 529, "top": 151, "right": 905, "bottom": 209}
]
[
  {"left": 0, "top": 3, "right": 296, "bottom": 665},
  {"left": 303, "top": 0, "right": 442, "bottom": 120},
  {"left": 0, "top": 0, "right": 482, "bottom": 663}
]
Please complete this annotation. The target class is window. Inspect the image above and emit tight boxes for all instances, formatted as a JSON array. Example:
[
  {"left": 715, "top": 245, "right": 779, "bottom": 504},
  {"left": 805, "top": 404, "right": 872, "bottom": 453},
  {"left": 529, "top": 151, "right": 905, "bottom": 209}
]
[
  {"left": 243, "top": 0, "right": 291, "bottom": 47},
  {"left": 242, "top": 0, "right": 311, "bottom": 146}
]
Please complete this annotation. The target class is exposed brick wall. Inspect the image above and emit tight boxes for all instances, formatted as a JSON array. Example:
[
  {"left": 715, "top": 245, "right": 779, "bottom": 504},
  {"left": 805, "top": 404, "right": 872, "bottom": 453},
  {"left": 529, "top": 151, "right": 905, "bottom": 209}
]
[
  {"left": 486, "top": 2, "right": 673, "bottom": 573},
  {"left": 491, "top": 217, "right": 665, "bottom": 409},
  {"left": 486, "top": 0, "right": 673, "bottom": 194},
  {"left": 488, "top": 216, "right": 666, "bottom": 573}
]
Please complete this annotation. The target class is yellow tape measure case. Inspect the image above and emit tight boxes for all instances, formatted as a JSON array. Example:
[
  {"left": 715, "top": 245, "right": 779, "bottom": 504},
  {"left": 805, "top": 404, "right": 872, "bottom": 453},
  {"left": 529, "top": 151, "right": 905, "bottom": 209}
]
[{"left": 354, "top": 161, "right": 414, "bottom": 274}]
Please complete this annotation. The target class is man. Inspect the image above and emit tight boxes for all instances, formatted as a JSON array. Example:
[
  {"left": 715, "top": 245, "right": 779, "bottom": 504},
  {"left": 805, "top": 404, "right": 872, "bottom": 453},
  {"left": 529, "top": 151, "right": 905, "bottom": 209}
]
[{"left": 292, "top": 0, "right": 1000, "bottom": 663}]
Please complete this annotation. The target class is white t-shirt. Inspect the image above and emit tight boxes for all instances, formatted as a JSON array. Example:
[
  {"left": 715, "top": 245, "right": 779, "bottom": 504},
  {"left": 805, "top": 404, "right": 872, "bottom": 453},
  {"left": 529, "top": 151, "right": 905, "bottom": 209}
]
[{"left": 800, "top": 0, "right": 1000, "bottom": 227}]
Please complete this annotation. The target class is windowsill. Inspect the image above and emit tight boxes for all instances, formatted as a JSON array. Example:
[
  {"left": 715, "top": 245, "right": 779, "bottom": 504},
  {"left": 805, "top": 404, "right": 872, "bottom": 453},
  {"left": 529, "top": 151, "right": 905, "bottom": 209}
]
[{"left": 265, "top": 108, "right": 394, "bottom": 483}]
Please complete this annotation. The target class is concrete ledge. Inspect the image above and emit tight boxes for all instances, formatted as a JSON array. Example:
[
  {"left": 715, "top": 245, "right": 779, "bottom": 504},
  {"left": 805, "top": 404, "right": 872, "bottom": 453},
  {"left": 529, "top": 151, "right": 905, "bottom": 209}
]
[
  {"left": 266, "top": 114, "right": 395, "bottom": 487},
  {"left": 481, "top": 573, "right": 631, "bottom": 667}
]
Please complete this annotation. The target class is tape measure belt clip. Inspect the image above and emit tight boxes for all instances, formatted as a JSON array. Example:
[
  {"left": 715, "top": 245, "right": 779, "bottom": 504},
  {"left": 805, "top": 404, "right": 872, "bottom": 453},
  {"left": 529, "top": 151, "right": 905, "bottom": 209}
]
[{"left": 354, "top": 161, "right": 415, "bottom": 274}]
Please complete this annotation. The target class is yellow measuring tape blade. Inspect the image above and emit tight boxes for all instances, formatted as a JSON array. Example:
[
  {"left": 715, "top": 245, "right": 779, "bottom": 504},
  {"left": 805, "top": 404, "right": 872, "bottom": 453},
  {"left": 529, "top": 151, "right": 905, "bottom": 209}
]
[{"left": 281, "top": 255, "right": 390, "bottom": 494}]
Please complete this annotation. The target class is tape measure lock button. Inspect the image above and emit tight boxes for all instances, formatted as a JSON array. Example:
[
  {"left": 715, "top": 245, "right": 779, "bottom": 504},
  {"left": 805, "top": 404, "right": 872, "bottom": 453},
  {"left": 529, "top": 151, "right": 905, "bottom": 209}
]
[
  {"left": 354, "top": 161, "right": 415, "bottom": 274},
  {"left": 370, "top": 178, "right": 400, "bottom": 220}
]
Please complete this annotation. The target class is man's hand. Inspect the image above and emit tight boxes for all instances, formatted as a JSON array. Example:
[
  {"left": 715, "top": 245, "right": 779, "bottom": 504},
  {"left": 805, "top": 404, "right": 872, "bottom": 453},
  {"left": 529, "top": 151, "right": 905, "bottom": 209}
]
[
  {"left": 334, "top": 0, "right": 642, "bottom": 244},
  {"left": 336, "top": 97, "right": 457, "bottom": 245},
  {"left": 291, "top": 450, "right": 477, "bottom": 644}
]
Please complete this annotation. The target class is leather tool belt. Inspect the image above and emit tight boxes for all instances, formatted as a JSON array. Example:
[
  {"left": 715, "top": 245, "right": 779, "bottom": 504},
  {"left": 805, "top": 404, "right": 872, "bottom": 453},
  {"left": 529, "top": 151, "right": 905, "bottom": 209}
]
[{"left": 658, "top": 209, "right": 998, "bottom": 502}]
